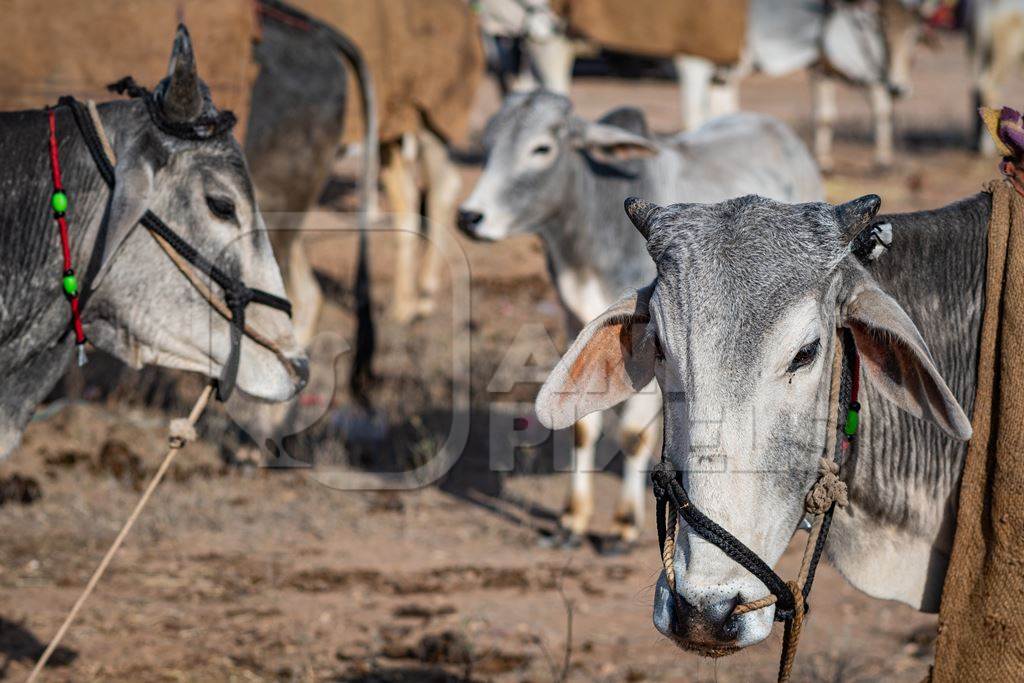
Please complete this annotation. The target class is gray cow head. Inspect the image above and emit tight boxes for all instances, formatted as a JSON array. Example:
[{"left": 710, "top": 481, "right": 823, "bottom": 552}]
[
  {"left": 457, "top": 90, "right": 655, "bottom": 241},
  {"left": 88, "top": 26, "right": 306, "bottom": 401},
  {"left": 535, "top": 194, "right": 971, "bottom": 654}
]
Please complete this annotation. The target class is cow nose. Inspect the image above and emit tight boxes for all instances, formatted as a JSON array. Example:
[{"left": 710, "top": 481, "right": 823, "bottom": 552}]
[
  {"left": 289, "top": 356, "right": 309, "bottom": 391},
  {"left": 668, "top": 594, "right": 741, "bottom": 650},
  {"left": 457, "top": 208, "right": 484, "bottom": 235},
  {"left": 889, "top": 83, "right": 909, "bottom": 98}
]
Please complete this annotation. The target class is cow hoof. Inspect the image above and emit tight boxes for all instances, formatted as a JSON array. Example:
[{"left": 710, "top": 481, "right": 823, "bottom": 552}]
[
  {"left": 415, "top": 296, "right": 436, "bottom": 318},
  {"left": 538, "top": 529, "right": 583, "bottom": 550},
  {"left": 598, "top": 538, "right": 635, "bottom": 557}
]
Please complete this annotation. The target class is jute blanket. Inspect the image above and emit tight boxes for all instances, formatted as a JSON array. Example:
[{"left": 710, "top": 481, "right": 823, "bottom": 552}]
[
  {"left": 552, "top": 0, "right": 747, "bottom": 64},
  {"left": 0, "top": 0, "right": 259, "bottom": 140},
  {"left": 931, "top": 177, "right": 1024, "bottom": 681},
  {"left": 290, "top": 0, "right": 485, "bottom": 145}
]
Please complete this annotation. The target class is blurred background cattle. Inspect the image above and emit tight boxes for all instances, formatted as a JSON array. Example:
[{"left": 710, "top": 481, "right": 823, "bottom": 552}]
[{"left": 1, "top": 0, "right": 1023, "bottom": 680}]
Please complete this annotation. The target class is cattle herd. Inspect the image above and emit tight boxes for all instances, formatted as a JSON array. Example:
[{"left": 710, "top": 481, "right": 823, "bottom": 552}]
[{"left": 0, "top": 0, "right": 1022, "bottom": 680}]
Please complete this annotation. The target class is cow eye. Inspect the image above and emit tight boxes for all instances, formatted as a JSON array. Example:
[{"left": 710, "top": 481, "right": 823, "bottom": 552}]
[
  {"left": 206, "top": 195, "right": 236, "bottom": 221},
  {"left": 787, "top": 339, "right": 820, "bottom": 373},
  {"left": 531, "top": 143, "right": 552, "bottom": 156}
]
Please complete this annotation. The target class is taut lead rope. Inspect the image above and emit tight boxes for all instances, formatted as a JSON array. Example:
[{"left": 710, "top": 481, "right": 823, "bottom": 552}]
[{"left": 652, "top": 329, "right": 859, "bottom": 682}]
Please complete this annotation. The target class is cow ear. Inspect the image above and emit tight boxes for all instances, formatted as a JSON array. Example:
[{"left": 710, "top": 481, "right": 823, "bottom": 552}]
[
  {"left": 573, "top": 120, "right": 658, "bottom": 164},
  {"left": 842, "top": 281, "right": 972, "bottom": 440},
  {"left": 536, "top": 286, "right": 657, "bottom": 429},
  {"left": 93, "top": 159, "right": 155, "bottom": 286}
]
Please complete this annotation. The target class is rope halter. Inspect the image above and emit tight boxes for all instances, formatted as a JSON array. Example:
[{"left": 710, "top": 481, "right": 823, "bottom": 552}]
[
  {"left": 53, "top": 93, "right": 297, "bottom": 401},
  {"left": 652, "top": 329, "right": 859, "bottom": 682}
]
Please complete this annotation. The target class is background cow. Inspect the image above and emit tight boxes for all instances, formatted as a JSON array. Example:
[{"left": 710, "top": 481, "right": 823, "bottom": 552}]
[
  {"left": 478, "top": 0, "right": 925, "bottom": 170},
  {"left": 459, "top": 91, "right": 823, "bottom": 550}
]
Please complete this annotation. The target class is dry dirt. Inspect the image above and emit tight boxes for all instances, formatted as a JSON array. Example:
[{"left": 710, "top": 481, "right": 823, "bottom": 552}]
[{"left": 1, "top": 33, "right": 1019, "bottom": 682}]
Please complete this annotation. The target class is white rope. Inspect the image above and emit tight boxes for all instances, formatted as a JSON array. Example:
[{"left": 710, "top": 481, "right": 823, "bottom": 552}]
[{"left": 27, "top": 383, "right": 214, "bottom": 682}]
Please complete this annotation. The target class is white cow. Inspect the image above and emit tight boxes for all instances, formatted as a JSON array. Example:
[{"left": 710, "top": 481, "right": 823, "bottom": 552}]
[{"left": 476, "top": 0, "right": 926, "bottom": 169}]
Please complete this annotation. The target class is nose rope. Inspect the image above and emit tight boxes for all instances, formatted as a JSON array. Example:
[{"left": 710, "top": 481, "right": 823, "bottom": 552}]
[{"left": 653, "top": 330, "right": 858, "bottom": 683}]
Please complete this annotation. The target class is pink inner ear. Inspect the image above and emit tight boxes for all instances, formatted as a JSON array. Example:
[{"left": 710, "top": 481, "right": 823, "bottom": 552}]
[
  {"left": 849, "top": 320, "right": 904, "bottom": 386},
  {"left": 565, "top": 315, "right": 648, "bottom": 401}
]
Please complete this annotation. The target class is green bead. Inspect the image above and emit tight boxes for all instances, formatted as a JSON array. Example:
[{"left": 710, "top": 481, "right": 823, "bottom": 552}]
[
  {"left": 52, "top": 191, "right": 68, "bottom": 214},
  {"left": 62, "top": 274, "right": 78, "bottom": 297},
  {"left": 843, "top": 408, "right": 860, "bottom": 436}
]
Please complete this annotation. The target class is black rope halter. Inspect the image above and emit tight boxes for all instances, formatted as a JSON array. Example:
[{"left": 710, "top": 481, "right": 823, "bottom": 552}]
[
  {"left": 651, "top": 329, "right": 858, "bottom": 623},
  {"left": 57, "top": 92, "right": 292, "bottom": 401}
]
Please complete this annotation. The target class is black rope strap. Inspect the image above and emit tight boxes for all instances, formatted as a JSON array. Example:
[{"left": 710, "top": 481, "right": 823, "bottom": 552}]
[
  {"left": 651, "top": 328, "right": 858, "bottom": 627},
  {"left": 58, "top": 95, "right": 291, "bottom": 400},
  {"left": 107, "top": 76, "right": 237, "bottom": 141},
  {"left": 651, "top": 462, "right": 797, "bottom": 620}
]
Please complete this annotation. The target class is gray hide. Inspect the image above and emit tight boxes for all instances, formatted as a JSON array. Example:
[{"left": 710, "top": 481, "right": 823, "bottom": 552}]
[
  {"left": 460, "top": 90, "right": 824, "bottom": 326},
  {"left": 536, "top": 189, "right": 987, "bottom": 653},
  {"left": 0, "top": 26, "right": 304, "bottom": 459}
]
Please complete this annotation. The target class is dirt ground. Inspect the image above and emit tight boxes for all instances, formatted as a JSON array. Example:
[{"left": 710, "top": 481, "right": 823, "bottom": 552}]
[{"left": 1, "top": 33, "right": 1019, "bottom": 682}]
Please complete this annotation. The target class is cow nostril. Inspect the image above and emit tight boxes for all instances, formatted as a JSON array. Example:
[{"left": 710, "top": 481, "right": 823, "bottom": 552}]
[
  {"left": 457, "top": 209, "right": 484, "bottom": 233},
  {"left": 670, "top": 594, "right": 741, "bottom": 646},
  {"left": 290, "top": 356, "right": 309, "bottom": 389}
]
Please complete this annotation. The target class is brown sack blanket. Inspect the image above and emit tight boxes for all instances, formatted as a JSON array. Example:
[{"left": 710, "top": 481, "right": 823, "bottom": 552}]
[
  {"left": 0, "top": 0, "right": 258, "bottom": 140},
  {"left": 554, "top": 0, "right": 747, "bottom": 64},
  {"left": 291, "top": 0, "right": 485, "bottom": 145},
  {"left": 931, "top": 177, "right": 1024, "bottom": 681}
]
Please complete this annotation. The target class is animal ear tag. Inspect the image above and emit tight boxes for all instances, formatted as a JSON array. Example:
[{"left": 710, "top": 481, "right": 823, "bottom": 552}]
[{"left": 850, "top": 221, "right": 893, "bottom": 263}]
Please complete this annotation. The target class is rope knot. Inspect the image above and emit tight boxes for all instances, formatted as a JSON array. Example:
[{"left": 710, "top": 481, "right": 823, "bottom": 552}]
[
  {"left": 224, "top": 284, "right": 254, "bottom": 312},
  {"left": 168, "top": 418, "right": 198, "bottom": 449},
  {"left": 650, "top": 462, "right": 676, "bottom": 500},
  {"left": 804, "top": 458, "right": 848, "bottom": 514}
]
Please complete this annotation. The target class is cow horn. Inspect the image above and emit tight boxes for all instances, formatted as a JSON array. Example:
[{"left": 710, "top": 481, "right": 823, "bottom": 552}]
[
  {"left": 161, "top": 24, "right": 203, "bottom": 123},
  {"left": 836, "top": 194, "right": 882, "bottom": 244},
  {"left": 624, "top": 196, "right": 662, "bottom": 239}
]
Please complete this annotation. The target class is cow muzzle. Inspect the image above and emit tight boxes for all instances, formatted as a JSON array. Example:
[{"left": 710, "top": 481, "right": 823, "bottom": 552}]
[{"left": 653, "top": 573, "right": 775, "bottom": 655}]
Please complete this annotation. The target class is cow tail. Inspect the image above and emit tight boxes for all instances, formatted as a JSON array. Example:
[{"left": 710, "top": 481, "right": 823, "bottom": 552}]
[{"left": 257, "top": 1, "right": 379, "bottom": 408}]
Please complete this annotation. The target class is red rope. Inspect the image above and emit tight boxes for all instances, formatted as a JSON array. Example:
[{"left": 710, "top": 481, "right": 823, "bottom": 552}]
[
  {"left": 849, "top": 348, "right": 860, "bottom": 404},
  {"left": 47, "top": 109, "right": 86, "bottom": 349}
]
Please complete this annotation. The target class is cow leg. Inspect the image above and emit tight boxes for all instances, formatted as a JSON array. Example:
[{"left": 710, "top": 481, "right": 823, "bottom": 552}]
[
  {"left": 526, "top": 32, "right": 574, "bottom": 94},
  {"left": 812, "top": 72, "right": 837, "bottom": 173},
  {"left": 974, "top": 18, "right": 1024, "bottom": 154},
  {"left": 609, "top": 386, "right": 661, "bottom": 551},
  {"left": 674, "top": 55, "right": 714, "bottom": 131},
  {"left": 708, "top": 64, "right": 741, "bottom": 120},
  {"left": 415, "top": 128, "right": 461, "bottom": 318},
  {"left": 557, "top": 410, "right": 602, "bottom": 545},
  {"left": 268, "top": 223, "right": 321, "bottom": 349},
  {"left": 381, "top": 136, "right": 421, "bottom": 323},
  {"left": 972, "top": 42, "right": 995, "bottom": 155},
  {"left": 870, "top": 83, "right": 895, "bottom": 168}
]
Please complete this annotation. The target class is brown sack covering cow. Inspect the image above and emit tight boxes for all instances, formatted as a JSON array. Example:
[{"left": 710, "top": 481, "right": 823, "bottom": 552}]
[
  {"left": 931, "top": 109, "right": 1024, "bottom": 681},
  {"left": 551, "top": 0, "right": 747, "bottom": 64},
  {"left": 0, "top": 0, "right": 259, "bottom": 139},
  {"left": 291, "top": 0, "right": 485, "bottom": 146}
]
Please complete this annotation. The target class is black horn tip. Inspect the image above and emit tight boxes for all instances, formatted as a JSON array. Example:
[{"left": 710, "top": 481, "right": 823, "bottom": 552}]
[
  {"left": 837, "top": 194, "right": 883, "bottom": 242},
  {"left": 624, "top": 196, "right": 660, "bottom": 239}
]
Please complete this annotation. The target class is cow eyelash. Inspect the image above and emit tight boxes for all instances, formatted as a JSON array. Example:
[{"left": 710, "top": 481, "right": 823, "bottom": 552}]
[
  {"left": 787, "top": 339, "right": 820, "bottom": 373},
  {"left": 531, "top": 144, "right": 552, "bottom": 156},
  {"left": 206, "top": 195, "right": 237, "bottom": 221}
]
